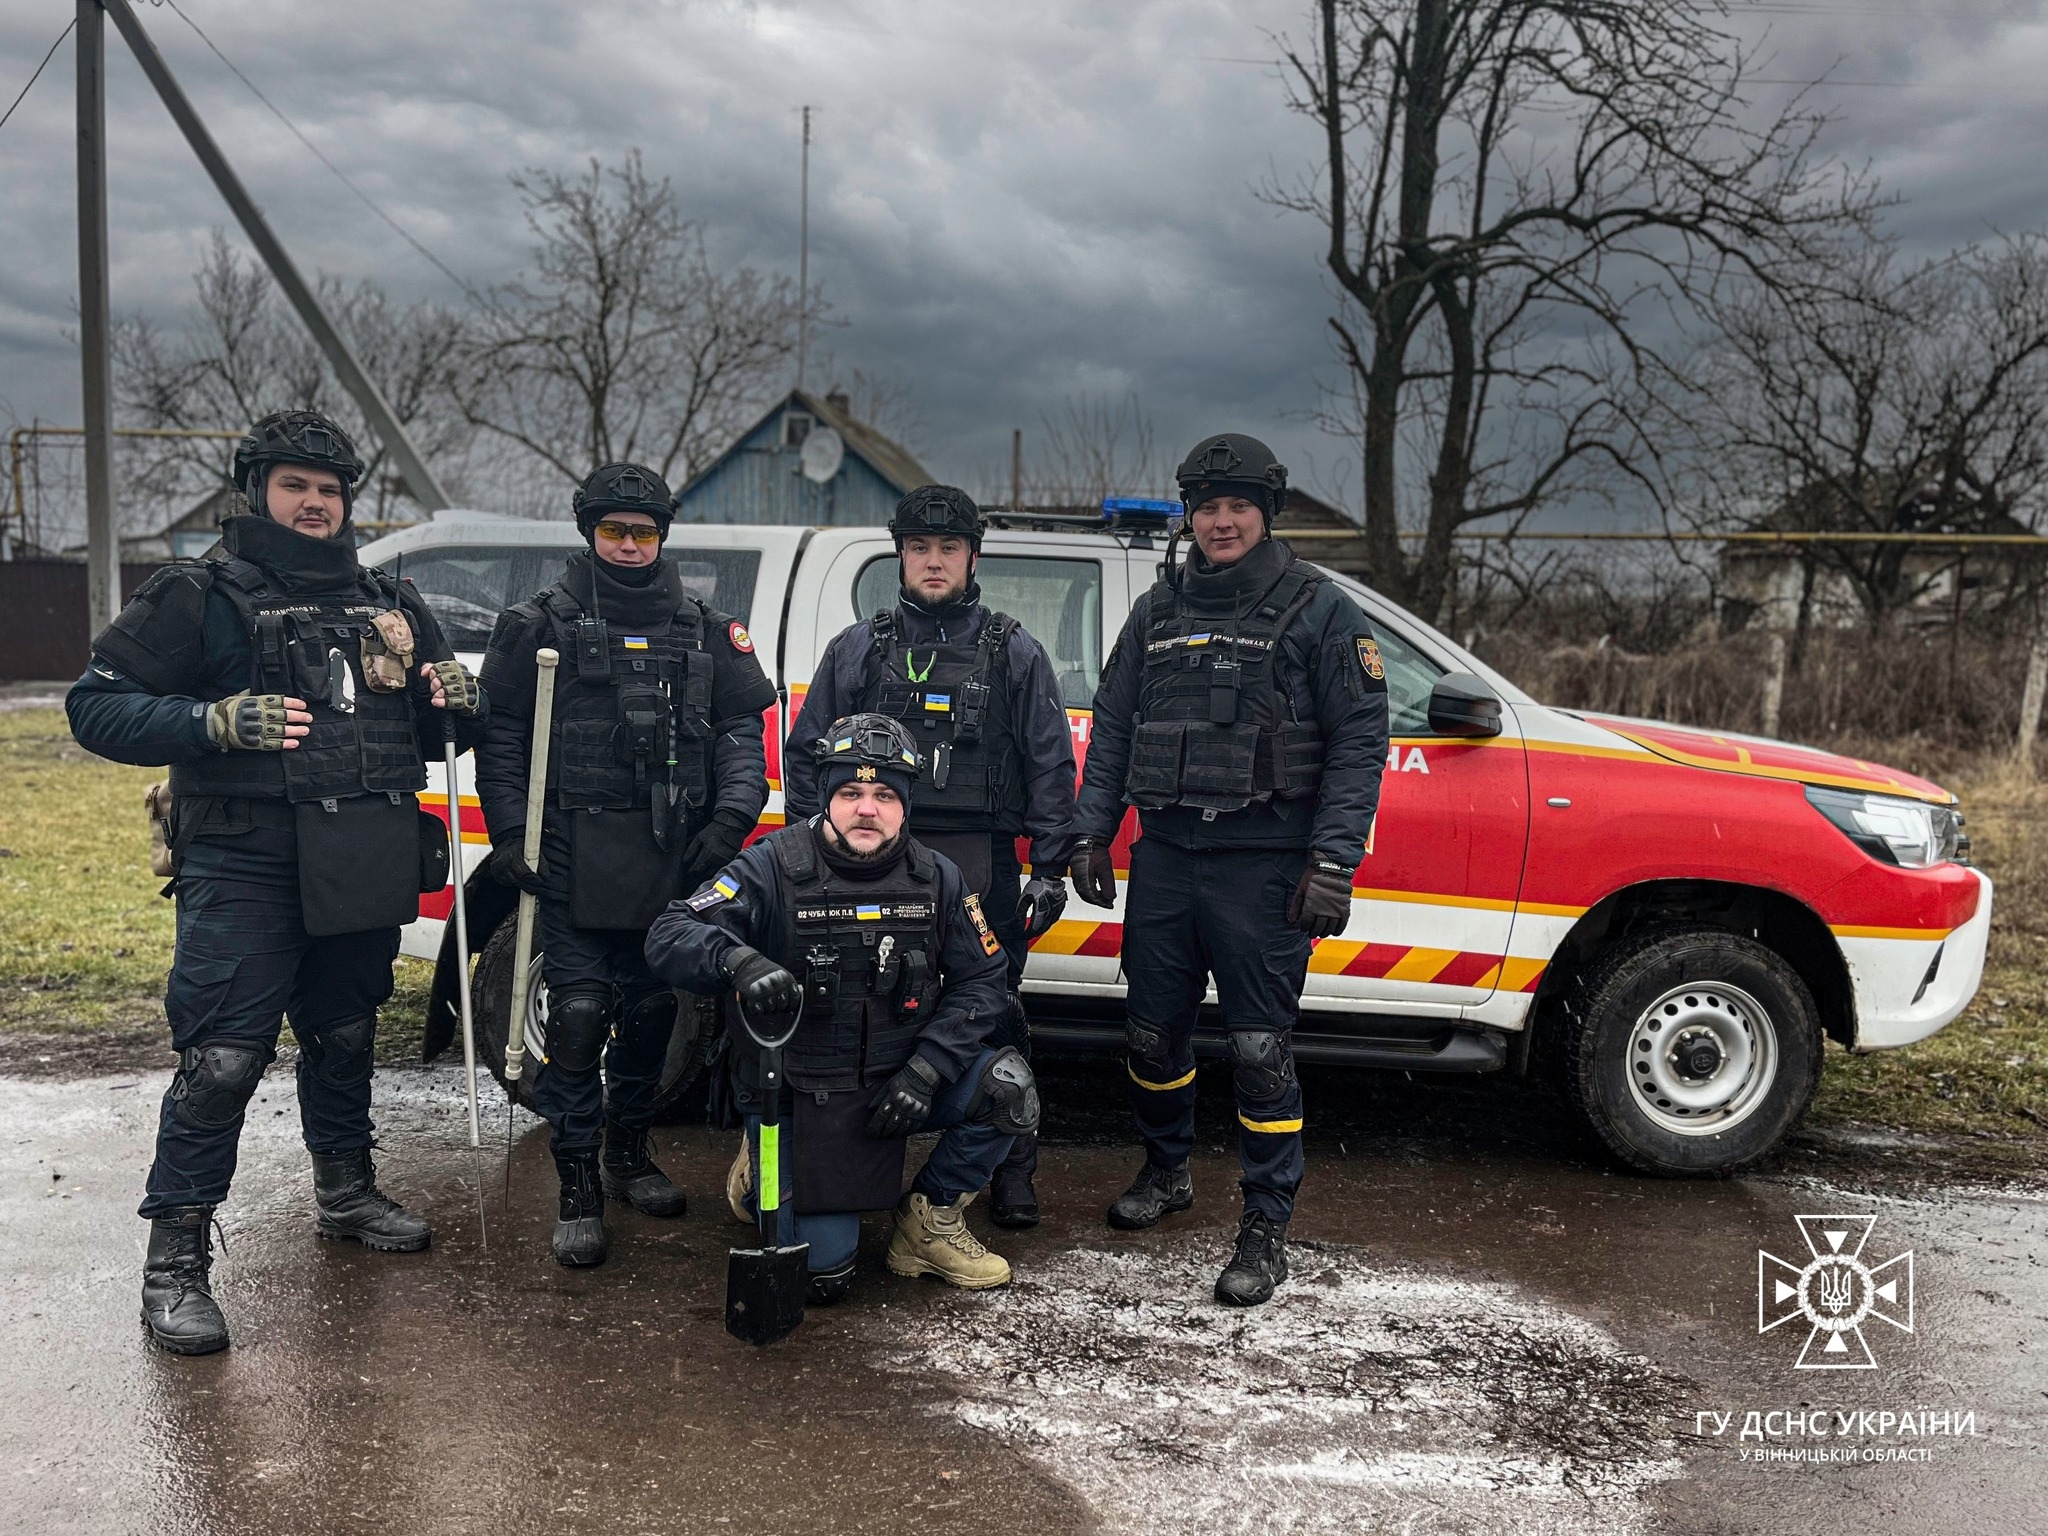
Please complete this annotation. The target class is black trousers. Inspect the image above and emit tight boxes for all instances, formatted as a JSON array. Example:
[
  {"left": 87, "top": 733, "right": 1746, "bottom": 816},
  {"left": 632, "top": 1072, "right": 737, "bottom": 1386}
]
[
  {"left": 1119, "top": 839, "right": 1311, "bottom": 1221},
  {"left": 531, "top": 827, "right": 673, "bottom": 1155},
  {"left": 141, "top": 873, "right": 398, "bottom": 1218}
]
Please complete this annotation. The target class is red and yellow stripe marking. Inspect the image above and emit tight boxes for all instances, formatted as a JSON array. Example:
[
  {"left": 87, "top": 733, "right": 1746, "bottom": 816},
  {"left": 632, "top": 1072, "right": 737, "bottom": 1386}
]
[{"left": 1033, "top": 919, "right": 1549, "bottom": 993}]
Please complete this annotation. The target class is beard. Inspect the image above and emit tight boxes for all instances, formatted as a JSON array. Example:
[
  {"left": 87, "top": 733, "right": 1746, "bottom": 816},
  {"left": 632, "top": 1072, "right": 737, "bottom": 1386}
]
[{"left": 822, "top": 816, "right": 904, "bottom": 864}]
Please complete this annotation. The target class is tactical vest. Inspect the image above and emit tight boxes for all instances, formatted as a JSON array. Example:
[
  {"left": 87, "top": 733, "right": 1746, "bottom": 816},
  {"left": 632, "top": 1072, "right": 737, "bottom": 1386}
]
[
  {"left": 859, "top": 607, "right": 1021, "bottom": 831},
  {"left": 1124, "top": 564, "right": 1326, "bottom": 814},
  {"left": 167, "top": 557, "right": 426, "bottom": 805},
  {"left": 770, "top": 823, "right": 943, "bottom": 1092},
  {"left": 542, "top": 587, "right": 714, "bottom": 833}
]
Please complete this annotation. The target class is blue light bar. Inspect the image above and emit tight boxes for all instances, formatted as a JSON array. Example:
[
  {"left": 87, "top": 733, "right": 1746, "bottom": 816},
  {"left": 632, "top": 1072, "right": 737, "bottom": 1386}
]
[{"left": 1101, "top": 496, "right": 1183, "bottom": 522}]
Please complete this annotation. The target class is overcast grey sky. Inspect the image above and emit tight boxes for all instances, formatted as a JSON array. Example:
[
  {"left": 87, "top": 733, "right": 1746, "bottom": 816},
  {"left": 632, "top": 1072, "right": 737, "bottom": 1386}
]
[{"left": 4, "top": 0, "right": 2048, "bottom": 515}]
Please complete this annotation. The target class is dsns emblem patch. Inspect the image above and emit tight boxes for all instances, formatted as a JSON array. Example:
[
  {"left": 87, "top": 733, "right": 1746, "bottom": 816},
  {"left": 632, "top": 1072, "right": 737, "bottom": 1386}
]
[
  {"left": 963, "top": 894, "right": 1001, "bottom": 956},
  {"left": 1356, "top": 636, "right": 1386, "bottom": 682}
]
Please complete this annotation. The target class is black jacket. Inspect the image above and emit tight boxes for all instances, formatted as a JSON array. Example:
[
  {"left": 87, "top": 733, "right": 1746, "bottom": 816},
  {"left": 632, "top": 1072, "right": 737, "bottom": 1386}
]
[{"left": 1073, "top": 538, "right": 1389, "bottom": 864}]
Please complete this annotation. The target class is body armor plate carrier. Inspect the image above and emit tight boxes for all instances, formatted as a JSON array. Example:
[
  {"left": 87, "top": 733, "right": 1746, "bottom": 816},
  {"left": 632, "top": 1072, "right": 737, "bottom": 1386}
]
[
  {"left": 860, "top": 607, "right": 1021, "bottom": 831},
  {"left": 1125, "top": 565, "right": 1326, "bottom": 814},
  {"left": 769, "top": 823, "right": 943, "bottom": 1092}
]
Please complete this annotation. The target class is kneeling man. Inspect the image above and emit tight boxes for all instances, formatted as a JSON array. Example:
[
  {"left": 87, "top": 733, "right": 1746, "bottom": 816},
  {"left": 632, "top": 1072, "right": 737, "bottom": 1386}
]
[{"left": 645, "top": 713, "right": 1038, "bottom": 1303}]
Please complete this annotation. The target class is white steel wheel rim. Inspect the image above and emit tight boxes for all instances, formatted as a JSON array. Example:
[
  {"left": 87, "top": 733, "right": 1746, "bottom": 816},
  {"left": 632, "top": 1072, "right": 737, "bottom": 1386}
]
[
  {"left": 1625, "top": 980, "right": 1778, "bottom": 1136},
  {"left": 521, "top": 954, "right": 549, "bottom": 1084}
]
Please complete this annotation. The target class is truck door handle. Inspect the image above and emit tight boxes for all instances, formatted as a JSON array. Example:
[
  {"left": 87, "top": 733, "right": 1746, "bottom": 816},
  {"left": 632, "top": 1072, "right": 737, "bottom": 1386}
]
[{"left": 1547, "top": 797, "right": 1572, "bottom": 808}]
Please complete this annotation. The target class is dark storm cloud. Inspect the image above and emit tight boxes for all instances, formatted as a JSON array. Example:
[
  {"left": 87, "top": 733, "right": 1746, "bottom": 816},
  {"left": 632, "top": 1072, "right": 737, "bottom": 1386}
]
[{"left": 2, "top": 0, "right": 2046, "bottom": 512}]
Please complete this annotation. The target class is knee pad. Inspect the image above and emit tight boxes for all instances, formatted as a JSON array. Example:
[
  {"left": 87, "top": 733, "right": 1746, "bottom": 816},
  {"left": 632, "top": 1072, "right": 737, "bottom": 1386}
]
[
  {"left": 171, "top": 1041, "right": 269, "bottom": 1130},
  {"left": 296, "top": 1015, "right": 375, "bottom": 1092},
  {"left": 547, "top": 990, "right": 612, "bottom": 1076},
  {"left": 619, "top": 986, "right": 679, "bottom": 1041},
  {"left": 1125, "top": 1020, "right": 1189, "bottom": 1088},
  {"left": 806, "top": 1258, "right": 857, "bottom": 1307},
  {"left": 970, "top": 1046, "right": 1042, "bottom": 1136},
  {"left": 1228, "top": 1029, "right": 1296, "bottom": 1112}
]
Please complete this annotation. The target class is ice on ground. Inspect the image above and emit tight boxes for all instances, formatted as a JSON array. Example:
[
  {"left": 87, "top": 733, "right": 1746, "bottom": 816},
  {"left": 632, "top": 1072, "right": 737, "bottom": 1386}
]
[{"left": 865, "top": 1235, "right": 1685, "bottom": 1536}]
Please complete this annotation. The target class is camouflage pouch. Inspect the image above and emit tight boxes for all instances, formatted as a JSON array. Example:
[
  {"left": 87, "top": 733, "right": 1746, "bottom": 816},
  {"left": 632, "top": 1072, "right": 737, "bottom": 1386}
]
[
  {"left": 145, "top": 781, "right": 175, "bottom": 878},
  {"left": 361, "top": 609, "right": 416, "bottom": 692}
]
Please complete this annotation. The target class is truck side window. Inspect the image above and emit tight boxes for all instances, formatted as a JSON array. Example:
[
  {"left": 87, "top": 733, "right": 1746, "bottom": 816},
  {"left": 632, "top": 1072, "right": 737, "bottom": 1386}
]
[
  {"left": 856, "top": 555, "right": 1103, "bottom": 709},
  {"left": 1370, "top": 622, "right": 1444, "bottom": 737}
]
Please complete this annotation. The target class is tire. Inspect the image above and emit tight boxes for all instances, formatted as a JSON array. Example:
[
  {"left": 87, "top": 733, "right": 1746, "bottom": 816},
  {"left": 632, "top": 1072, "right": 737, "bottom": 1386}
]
[
  {"left": 1560, "top": 926, "right": 1823, "bottom": 1177},
  {"left": 469, "top": 919, "right": 712, "bottom": 1118}
]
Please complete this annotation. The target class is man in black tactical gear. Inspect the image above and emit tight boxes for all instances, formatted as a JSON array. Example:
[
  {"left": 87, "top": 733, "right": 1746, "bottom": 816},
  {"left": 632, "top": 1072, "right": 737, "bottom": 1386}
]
[
  {"left": 781, "top": 485, "right": 1076, "bottom": 1228},
  {"left": 477, "top": 462, "right": 774, "bottom": 1267},
  {"left": 647, "top": 714, "right": 1032, "bottom": 1302},
  {"left": 1069, "top": 433, "right": 1388, "bottom": 1306},
  {"left": 67, "top": 409, "right": 486, "bottom": 1355}
]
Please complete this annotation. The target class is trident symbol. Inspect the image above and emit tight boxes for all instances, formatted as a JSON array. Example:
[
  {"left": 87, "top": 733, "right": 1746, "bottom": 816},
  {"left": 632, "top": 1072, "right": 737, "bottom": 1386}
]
[{"left": 1818, "top": 1264, "right": 1854, "bottom": 1316}]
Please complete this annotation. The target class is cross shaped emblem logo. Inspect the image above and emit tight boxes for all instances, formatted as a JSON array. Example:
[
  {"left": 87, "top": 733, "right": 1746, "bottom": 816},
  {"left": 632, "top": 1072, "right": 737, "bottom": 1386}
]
[{"left": 1758, "top": 1214, "right": 1914, "bottom": 1369}]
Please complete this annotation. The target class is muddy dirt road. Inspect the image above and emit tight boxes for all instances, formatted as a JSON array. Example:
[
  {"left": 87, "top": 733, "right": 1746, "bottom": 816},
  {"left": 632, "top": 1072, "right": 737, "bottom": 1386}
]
[{"left": 1, "top": 1055, "right": 2040, "bottom": 1535}]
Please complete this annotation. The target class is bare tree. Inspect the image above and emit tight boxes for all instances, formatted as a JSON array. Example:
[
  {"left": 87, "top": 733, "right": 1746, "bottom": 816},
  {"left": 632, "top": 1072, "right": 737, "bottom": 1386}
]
[
  {"left": 1656, "top": 233, "right": 2048, "bottom": 632},
  {"left": 114, "top": 231, "right": 470, "bottom": 525},
  {"left": 1271, "top": 0, "right": 1872, "bottom": 619},
  {"left": 1021, "top": 391, "right": 1160, "bottom": 509},
  {"left": 458, "top": 151, "right": 803, "bottom": 490}
]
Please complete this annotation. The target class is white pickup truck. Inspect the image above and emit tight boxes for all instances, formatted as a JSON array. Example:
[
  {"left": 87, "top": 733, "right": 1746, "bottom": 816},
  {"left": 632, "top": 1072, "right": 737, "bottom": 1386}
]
[{"left": 360, "top": 508, "right": 1987, "bottom": 1174}]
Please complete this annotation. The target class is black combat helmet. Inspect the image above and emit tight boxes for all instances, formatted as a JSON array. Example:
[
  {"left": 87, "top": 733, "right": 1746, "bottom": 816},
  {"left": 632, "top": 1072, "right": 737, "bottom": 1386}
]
[
  {"left": 572, "top": 463, "right": 678, "bottom": 541},
  {"left": 814, "top": 711, "right": 923, "bottom": 804},
  {"left": 231, "top": 410, "right": 365, "bottom": 522},
  {"left": 1175, "top": 433, "right": 1289, "bottom": 525},
  {"left": 888, "top": 484, "right": 986, "bottom": 550}
]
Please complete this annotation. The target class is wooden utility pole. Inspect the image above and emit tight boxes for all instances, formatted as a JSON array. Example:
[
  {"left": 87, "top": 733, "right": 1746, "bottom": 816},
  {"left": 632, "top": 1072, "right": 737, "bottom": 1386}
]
[
  {"left": 1011, "top": 428, "right": 1022, "bottom": 512},
  {"left": 75, "top": 0, "right": 117, "bottom": 635}
]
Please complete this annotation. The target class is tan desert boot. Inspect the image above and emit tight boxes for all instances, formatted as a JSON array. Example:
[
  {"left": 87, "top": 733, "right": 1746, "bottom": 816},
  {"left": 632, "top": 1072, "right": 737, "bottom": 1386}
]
[
  {"left": 726, "top": 1135, "right": 753, "bottom": 1225},
  {"left": 886, "top": 1191, "right": 1012, "bottom": 1289}
]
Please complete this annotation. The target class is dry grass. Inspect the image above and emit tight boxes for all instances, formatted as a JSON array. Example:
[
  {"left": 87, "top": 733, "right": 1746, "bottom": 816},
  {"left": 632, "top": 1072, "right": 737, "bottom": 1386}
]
[{"left": 0, "top": 706, "right": 431, "bottom": 1056}]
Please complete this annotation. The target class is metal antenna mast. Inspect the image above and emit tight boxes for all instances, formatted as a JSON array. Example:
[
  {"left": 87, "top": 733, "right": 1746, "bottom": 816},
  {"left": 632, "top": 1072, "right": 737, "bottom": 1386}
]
[
  {"left": 73, "top": 0, "right": 453, "bottom": 632},
  {"left": 797, "top": 104, "right": 811, "bottom": 393}
]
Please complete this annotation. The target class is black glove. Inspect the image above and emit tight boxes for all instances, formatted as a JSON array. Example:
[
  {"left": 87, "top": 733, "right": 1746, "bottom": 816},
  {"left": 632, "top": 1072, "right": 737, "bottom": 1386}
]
[
  {"left": 867, "top": 1055, "right": 942, "bottom": 1138},
  {"left": 682, "top": 809, "right": 753, "bottom": 879},
  {"left": 1069, "top": 839, "right": 1116, "bottom": 908},
  {"left": 491, "top": 833, "right": 548, "bottom": 896},
  {"left": 1017, "top": 874, "right": 1068, "bottom": 940},
  {"left": 423, "top": 658, "right": 482, "bottom": 716},
  {"left": 722, "top": 944, "right": 800, "bottom": 1016},
  {"left": 1287, "top": 856, "right": 1355, "bottom": 939}
]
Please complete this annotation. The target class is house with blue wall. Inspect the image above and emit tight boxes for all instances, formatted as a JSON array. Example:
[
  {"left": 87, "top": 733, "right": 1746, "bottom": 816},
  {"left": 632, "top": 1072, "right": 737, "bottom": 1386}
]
[{"left": 677, "top": 388, "right": 932, "bottom": 525}]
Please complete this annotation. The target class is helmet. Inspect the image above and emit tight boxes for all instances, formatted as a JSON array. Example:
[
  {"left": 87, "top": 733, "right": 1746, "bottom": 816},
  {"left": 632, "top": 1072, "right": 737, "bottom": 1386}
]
[
  {"left": 814, "top": 712, "right": 922, "bottom": 803},
  {"left": 232, "top": 410, "right": 364, "bottom": 521},
  {"left": 573, "top": 463, "right": 677, "bottom": 539},
  {"left": 888, "top": 484, "right": 985, "bottom": 550},
  {"left": 1174, "top": 433, "right": 1288, "bottom": 524}
]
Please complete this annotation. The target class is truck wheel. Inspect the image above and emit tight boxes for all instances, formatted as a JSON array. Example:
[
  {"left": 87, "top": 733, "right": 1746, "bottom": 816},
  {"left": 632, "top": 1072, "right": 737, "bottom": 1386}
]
[
  {"left": 1561, "top": 927, "right": 1822, "bottom": 1177},
  {"left": 469, "top": 921, "right": 712, "bottom": 1118}
]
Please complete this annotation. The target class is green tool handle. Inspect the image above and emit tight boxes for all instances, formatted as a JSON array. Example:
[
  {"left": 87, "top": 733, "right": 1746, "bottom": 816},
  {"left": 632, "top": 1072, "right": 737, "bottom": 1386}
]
[{"left": 756, "top": 1043, "right": 785, "bottom": 1244}]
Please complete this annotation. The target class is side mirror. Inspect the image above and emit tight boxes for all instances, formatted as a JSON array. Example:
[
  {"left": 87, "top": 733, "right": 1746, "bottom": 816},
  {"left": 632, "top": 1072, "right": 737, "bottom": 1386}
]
[{"left": 1426, "top": 672, "right": 1503, "bottom": 738}]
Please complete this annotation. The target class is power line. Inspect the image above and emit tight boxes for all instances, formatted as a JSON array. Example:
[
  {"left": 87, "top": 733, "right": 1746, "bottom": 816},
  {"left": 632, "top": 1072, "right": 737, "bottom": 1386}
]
[
  {"left": 0, "top": 17, "right": 75, "bottom": 134},
  {"left": 154, "top": 0, "right": 491, "bottom": 308}
]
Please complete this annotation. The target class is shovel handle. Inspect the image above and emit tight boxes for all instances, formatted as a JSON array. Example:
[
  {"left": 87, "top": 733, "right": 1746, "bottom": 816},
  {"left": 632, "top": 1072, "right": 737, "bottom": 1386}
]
[
  {"left": 443, "top": 733, "right": 481, "bottom": 1148},
  {"left": 505, "top": 648, "right": 559, "bottom": 1079}
]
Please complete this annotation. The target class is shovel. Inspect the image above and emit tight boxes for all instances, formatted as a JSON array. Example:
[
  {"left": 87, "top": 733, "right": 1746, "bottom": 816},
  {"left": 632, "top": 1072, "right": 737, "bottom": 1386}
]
[{"left": 725, "top": 991, "right": 809, "bottom": 1347}]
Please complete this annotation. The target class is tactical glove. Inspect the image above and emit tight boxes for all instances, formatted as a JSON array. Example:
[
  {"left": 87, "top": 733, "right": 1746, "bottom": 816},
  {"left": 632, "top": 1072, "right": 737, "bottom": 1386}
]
[
  {"left": 722, "top": 945, "right": 800, "bottom": 1017},
  {"left": 204, "top": 691, "right": 298, "bottom": 751},
  {"left": 491, "top": 833, "right": 549, "bottom": 896},
  {"left": 1017, "top": 875, "right": 1068, "bottom": 940},
  {"left": 1069, "top": 839, "right": 1116, "bottom": 908},
  {"left": 682, "top": 809, "right": 754, "bottom": 879},
  {"left": 866, "top": 1055, "right": 941, "bottom": 1139},
  {"left": 1287, "top": 856, "right": 1355, "bottom": 939},
  {"left": 423, "top": 658, "right": 482, "bottom": 716}
]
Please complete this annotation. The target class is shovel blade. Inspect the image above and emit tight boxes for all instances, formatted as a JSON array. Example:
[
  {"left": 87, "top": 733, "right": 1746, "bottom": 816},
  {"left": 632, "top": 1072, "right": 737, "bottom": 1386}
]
[{"left": 725, "top": 1241, "right": 810, "bottom": 1346}]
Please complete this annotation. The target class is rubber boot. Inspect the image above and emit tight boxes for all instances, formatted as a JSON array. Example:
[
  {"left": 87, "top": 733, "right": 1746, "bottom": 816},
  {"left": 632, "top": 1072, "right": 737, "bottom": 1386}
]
[
  {"left": 886, "top": 1191, "right": 1011, "bottom": 1289},
  {"left": 1214, "top": 1209, "right": 1289, "bottom": 1307},
  {"left": 1106, "top": 1159, "right": 1194, "bottom": 1231},
  {"left": 725, "top": 1135, "right": 754, "bottom": 1225},
  {"left": 989, "top": 1132, "right": 1040, "bottom": 1229},
  {"left": 311, "top": 1148, "right": 432, "bottom": 1252},
  {"left": 551, "top": 1150, "right": 609, "bottom": 1268},
  {"left": 600, "top": 1118, "right": 686, "bottom": 1217},
  {"left": 141, "top": 1206, "right": 230, "bottom": 1356}
]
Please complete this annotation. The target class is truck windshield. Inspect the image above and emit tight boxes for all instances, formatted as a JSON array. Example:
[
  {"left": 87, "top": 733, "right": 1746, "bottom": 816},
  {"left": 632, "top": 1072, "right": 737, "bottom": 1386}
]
[{"left": 856, "top": 554, "right": 1104, "bottom": 709}]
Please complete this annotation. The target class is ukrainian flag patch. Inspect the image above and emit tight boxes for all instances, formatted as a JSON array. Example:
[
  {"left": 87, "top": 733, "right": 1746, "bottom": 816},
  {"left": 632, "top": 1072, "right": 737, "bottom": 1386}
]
[
  {"left": 924, "top": 693, "right": 951, "bottom": 712},
  {"left": 856, "top": 903, "right": 882, "bottom": 921},
  {"left": 623, "top": 636, "right": 649, "bottom": 650}
]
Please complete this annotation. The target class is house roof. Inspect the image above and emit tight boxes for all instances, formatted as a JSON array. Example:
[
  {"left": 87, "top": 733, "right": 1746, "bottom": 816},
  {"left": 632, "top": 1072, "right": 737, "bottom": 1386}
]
[{"left": 681, "top": 388, "right": 933, "bottom": 498}]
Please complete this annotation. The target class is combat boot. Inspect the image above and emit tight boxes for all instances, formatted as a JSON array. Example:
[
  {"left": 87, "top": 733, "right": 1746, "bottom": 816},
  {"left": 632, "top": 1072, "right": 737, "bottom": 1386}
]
[
  {"left": 989, "top": 1136, "right": 1040, "bottom": 1229},
  {"left": 1214, "top": 1209, "right": 1289, "bottom": 1306},
  {"left": 600, "top": 1119, "right": 686, "bottom": 1217},
  {"left": 551, "top": 1149, "right": 609, "bottom": 1267},
  {"left": 1106, "top": 1159, "right": 1194, "bottom": 1230},
  {"left": 886, "top": 1191, "right": 1011, "bottom": 1289},
  {"left": 141, "top": 1206, "right": 230, "bottom": 1355},
  {"left": 725, "top": 1135, "right": 753, "bottom": 1225},
  {"left": 311, "top": 1148, "right": 432, "bottom": 1252}
]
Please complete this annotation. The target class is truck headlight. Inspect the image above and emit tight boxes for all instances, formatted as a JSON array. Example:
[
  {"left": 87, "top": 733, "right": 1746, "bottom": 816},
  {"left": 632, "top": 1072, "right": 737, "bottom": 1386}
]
[{"left": 1804, "top": 786, "right": 1967, "bottom": 868}]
